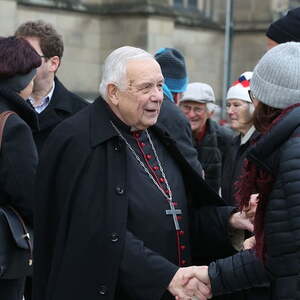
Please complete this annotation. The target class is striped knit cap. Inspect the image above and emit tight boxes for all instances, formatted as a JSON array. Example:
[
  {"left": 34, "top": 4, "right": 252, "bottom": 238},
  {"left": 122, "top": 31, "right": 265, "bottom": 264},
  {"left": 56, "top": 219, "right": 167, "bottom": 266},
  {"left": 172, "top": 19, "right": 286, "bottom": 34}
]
[
  {"left": 251, "top": 42, "right": 300, "bottom": 109},
  {"left": 226, "top": 71, "right": 252, "bottom": 103}
]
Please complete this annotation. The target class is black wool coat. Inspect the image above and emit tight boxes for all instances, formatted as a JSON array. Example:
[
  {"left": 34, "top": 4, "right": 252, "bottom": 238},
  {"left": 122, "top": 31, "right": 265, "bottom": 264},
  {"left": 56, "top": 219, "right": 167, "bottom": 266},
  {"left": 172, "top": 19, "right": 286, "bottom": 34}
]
[
  {"left": 33, "top": 97, "right": 235, "bottom": 300},
  {"left": 0, "top": 88, "right": 38, "bottom": 225},
  {"left": 194, "top": 119, "right": 234, "bottom": 193},
  {"left": 32, "top": 77, "right": 88, "bottom": 153}
]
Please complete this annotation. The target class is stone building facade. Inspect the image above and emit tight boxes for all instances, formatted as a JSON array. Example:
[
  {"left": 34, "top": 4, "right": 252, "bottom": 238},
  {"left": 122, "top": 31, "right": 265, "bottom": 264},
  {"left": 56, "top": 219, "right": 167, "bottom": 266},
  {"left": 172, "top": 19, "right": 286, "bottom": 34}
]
[{"left": 0, "top": 0, "right": 296, "bottom": 101}]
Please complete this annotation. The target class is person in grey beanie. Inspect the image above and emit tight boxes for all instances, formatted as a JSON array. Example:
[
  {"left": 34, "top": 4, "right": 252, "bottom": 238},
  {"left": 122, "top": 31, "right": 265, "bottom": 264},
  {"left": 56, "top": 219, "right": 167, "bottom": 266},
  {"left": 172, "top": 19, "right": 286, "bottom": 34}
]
[{"left": 184, "top": 42, "right": 300, "bottom": 300}]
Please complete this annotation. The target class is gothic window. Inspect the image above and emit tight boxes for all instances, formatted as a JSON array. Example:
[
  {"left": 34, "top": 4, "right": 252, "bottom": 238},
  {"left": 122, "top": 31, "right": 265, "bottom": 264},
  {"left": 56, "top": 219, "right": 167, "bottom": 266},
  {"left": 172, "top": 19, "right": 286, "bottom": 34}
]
[
  {"left": 174, "top": 0, "right": 184, "bottom": 7},
  {"left": 187, "top": 0, "right": 197, "bottom": 8}
]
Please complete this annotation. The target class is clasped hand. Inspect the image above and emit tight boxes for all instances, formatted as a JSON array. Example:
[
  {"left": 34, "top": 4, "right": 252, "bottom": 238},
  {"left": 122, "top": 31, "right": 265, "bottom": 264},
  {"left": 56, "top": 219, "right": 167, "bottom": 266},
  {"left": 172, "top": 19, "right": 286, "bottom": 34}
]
[{"left": 168, "top": 266, "right": 212, "bottom": 300}]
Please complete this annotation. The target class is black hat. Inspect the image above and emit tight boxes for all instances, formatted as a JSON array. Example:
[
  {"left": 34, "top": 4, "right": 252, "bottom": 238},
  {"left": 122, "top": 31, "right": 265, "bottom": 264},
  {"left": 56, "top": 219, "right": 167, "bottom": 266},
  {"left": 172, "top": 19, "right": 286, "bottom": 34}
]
[
  {"left": 266, "top": 7, "right": 300, "bottom": 44},
  {"left": 154, "top": 48, "right": 188, "bottom": 93}
]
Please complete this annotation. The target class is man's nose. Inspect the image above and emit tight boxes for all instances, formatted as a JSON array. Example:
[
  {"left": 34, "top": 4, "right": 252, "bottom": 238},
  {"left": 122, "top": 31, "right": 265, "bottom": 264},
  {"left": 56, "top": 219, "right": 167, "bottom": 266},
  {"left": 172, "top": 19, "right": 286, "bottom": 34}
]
[
  {"left": 151, "top": 87, "right": 163, "bottom": 101},
  {"left": 227, "top": 106, "right": 233, "bottom": 114},
  {"left": 187, "top": 109, "right": 196, "bottom": 118}
]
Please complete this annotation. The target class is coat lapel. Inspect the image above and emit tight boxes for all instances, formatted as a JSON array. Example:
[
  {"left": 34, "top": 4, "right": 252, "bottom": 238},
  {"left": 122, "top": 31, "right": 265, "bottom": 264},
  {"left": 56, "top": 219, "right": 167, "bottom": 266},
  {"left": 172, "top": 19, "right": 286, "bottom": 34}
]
[
  {"left": 37, "top": 78, "right": 74, "bottom": 131},
  {"left": 89, "top": 97, "right": 119, "bottom": 148}
]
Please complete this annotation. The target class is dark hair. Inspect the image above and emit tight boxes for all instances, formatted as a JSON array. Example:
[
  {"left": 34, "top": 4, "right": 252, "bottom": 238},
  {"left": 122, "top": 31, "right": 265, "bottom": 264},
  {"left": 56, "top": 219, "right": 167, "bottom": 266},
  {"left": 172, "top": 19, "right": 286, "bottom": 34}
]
[
  {"left": 0, "top": 36, "right": 41, "bottom": 79},
  {"left": 252, "top": 101, "right": 282, "bottom": 133},
  {"left": 15, "top": 20, "right": 64, "bottom": 58}
]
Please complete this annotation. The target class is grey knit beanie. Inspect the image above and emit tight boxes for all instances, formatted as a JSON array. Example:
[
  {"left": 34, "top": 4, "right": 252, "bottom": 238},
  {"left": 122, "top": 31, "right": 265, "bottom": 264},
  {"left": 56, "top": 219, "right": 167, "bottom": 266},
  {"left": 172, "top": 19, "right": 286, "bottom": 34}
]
[{"left": 251, "top": 42, "right": 300, "bottom": 109}]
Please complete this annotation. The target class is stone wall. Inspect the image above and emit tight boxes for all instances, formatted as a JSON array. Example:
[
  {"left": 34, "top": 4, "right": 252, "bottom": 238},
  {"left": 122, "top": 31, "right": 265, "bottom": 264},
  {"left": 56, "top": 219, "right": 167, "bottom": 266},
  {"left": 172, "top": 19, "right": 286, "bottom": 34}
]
[{"left": 0, "top": 0, "right": 271, "bottom": 101}]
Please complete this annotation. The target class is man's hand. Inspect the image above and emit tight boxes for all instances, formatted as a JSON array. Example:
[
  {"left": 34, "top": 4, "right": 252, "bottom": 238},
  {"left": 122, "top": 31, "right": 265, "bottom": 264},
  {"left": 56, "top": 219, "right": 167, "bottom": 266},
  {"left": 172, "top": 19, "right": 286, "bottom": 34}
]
[
  {"left": 229, "top": 210, "right": 254, "bottom": 232},
  {"left": 179, "top": 277, "right": 211, "bottom": 300},
  {"left": 168, "top": 266, "right": 211, "bottom": 300},
  {"left": 179, "top": 266, "right": 212, "bottom": 300},
  {"left": 243, "top": 193, "right": 258, "bottom": 223},
  {"left": 243, "top": 236, "right": 256, "bottom": 250}
]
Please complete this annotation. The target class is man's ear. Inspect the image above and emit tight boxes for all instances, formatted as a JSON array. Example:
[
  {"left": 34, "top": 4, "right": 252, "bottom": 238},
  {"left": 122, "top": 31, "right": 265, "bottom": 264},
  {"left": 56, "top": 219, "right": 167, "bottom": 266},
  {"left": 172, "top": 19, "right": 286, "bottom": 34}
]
[
  {"left": 49, "top": 56, "right": 60, "bottom": 73},
  {"left": 107, "top": 83, "right": 119, "bottom": 106},
  {"left": 173, "top": 92, "right": 183, "bottom": 106},
  {"left": 208, "top": 110, "right": 214, "bottom": 118}
]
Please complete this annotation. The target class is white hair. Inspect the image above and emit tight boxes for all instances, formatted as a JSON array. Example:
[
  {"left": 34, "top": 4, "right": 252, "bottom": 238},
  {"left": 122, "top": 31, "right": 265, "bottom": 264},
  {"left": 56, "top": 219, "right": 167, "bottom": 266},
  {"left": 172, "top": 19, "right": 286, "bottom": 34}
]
[
  {"left": 249, "top": 103, "right": 255, "bottom": 114},
  {"left": 207, "top": 102, "right": 217, "bottom": 113},
  {"left": 99, "top": 46, "right": 153, "bottom": 100}
]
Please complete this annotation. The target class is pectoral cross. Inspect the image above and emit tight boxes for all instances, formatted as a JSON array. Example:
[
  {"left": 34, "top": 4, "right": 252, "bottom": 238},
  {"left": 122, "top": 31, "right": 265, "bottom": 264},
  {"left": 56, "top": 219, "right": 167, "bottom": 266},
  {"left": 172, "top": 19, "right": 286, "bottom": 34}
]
[{"left": 166, "top": 202, "right": 182, "bottom": 230}]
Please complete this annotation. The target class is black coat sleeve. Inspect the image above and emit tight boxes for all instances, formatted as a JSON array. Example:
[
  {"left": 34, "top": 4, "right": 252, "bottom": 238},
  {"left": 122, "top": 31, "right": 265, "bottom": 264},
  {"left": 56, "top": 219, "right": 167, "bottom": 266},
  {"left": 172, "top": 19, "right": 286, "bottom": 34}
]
[
  {"left": 118, "top": 230, "right": 178, "bottom": 300},
  {"left": 191, "top": 205, "right": 237, "bottom": 264},
  {"left": 208, "top": 250, "right": 270, "bottom": 296},
  {"left": 33, "top": 124, "right": 79, "bottom": 300},
  {"left": 0, "top": 115, "right": 38, "bottom": 224}
]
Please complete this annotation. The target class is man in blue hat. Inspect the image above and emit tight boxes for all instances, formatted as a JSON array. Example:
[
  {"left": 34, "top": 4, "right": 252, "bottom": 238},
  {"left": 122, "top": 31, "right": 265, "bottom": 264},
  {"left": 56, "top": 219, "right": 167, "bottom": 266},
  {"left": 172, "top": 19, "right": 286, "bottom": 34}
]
[
  {"left": 155, "top": 47, "right": 188, "bottom": 105},
  {"left": 155, "top": 47, "right": 204, "bottom": 176}
]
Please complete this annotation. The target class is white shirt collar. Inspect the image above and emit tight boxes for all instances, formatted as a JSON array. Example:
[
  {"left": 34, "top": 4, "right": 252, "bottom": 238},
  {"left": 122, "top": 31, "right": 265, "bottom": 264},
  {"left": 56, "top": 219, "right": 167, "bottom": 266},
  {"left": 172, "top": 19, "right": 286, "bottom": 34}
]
[
  {"left": 29, "top": 81, "right": 55, "bottom": 114},
  {"left": 240, "top": 125, "right": 255, "bottom": 145}
]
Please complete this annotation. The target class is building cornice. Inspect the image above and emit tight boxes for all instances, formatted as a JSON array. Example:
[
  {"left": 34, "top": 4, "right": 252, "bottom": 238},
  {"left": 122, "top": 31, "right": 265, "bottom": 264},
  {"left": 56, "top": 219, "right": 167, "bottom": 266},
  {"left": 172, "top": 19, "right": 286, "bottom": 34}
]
[{"left": 17, "top": 0, "right": 222, "bottom": 29}]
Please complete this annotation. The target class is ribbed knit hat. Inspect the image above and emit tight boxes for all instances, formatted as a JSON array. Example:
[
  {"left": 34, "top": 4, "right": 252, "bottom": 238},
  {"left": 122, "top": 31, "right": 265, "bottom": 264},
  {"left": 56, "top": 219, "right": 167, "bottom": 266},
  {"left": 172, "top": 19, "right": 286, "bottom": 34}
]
[
  {"left": 154, "top": 48, "right": 188, "bottom": 93},
  {"left": 180, "top": 82, "right": 215, "bottom": 104},
  {"left": 266, "top": 7, "right": 300, "bottom": 44},
  {"left": 226, "top": 71, "right": 253, "bottom": 103},
  {"left": 251, "top": 42, "right": 300, "bottom": 109}
]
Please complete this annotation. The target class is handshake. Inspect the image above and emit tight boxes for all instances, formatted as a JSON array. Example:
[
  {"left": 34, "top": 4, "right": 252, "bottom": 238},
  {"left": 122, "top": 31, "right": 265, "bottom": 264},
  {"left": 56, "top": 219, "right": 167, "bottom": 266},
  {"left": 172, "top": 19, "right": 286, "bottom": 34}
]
[
  {"left": 166, "top": 197, "right": 260, "bottom": 300},
  {"left": 168, "top": 266, "right": 212, "bottom": 300}
]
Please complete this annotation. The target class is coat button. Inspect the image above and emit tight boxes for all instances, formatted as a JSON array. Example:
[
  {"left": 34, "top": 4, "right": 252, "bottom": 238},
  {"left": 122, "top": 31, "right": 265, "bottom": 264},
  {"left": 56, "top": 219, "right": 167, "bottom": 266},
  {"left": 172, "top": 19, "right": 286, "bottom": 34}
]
[
  {"left": 115, "top": 187, "right": 125, "bottom": 195},
  {"left": 98, "top": 285, "right": 107, "bottom": 295},
  {"left": 111, "top": 233, "right": 119, "bottom": 242},
  {"left": 114, "top": 145, "right": 120, "bottom": 151}
]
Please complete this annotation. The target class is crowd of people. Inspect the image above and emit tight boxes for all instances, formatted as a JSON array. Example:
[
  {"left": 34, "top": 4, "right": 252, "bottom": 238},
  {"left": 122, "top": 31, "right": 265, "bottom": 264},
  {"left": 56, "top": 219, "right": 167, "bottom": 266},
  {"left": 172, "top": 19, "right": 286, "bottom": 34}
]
[{"left": 0, "top": 6, "right": 300, "bottom": 300}]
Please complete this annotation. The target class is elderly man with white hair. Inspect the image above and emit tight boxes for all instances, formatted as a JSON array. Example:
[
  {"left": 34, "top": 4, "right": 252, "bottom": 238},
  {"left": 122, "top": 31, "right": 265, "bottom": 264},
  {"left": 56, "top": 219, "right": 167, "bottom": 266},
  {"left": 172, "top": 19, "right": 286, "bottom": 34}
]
[
  {"left": 33, "top": 46, "right": 253, "bottom": 300},
  {"left": 179, "top": 83, "right": 234, "bottom": 193}
]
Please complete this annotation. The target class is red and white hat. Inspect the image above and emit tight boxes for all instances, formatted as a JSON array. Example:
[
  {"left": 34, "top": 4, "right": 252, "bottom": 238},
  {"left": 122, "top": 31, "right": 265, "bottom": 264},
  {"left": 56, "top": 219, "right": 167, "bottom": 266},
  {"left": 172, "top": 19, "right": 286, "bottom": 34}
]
[{"left": 226, "top": 71, "right": 253, "bottom": 103}]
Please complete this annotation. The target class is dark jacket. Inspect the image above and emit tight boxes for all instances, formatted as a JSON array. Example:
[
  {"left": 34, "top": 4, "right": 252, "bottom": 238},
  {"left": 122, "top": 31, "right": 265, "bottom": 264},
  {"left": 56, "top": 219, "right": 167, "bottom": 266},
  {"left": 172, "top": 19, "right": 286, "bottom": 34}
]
[
  {"left": 158, "top": 97, "right": 204, "bottom": 177},
  {"left": 33, "top": 77, "right": 88, "bottom": 153},
  {"left": 221, "top": 128, "right": 258, "bottom": 206},
  {"left": 0, "top": 88, "right": 38, "bottom": 225},
  {"left": 209, "top": 105, "right": 300, "bottom": 299},
  {"left": 195, "top": 119, "right": 234, "bottom": 192},
  {"left": 33, "top": 97, "right": 236, "bottom": 300}
]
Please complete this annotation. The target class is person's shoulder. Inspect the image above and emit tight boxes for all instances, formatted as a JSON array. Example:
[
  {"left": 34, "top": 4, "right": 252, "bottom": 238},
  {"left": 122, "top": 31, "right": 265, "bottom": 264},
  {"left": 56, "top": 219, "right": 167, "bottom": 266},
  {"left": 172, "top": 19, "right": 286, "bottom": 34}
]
[
  {"left": 209, "top": 120, "right": 235, "bottom": 148},
  {"left": 65, "top": 90, "right": 89, "bottom": 108},
  {"left": 53, "top": 78, "right": 89, "bottom": 109},
  {"left": 210, "top": 119, "right": 234, "bottom": 137},
  {"left": 46, "top": 105, "right": 91, "bottom": 147},
  {"left": 3, "top": 112, "right": 32, "bottom": 134},
  {"left": 220, "top": 125, "right": 235, "bottom": 139}
]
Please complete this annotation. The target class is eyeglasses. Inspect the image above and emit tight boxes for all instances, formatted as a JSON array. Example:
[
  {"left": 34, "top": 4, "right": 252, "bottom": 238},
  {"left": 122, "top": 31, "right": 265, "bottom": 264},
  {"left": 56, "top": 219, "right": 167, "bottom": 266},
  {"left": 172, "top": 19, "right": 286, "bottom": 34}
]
[
  {"left": 180, "top": 104, "right": 206, "bottom": 114},
  {"left": 248, "top": 90, "right": 257, "bottom": 102},
  {"left": 39, "top": 55, "right": 50, "bottom": 60}
]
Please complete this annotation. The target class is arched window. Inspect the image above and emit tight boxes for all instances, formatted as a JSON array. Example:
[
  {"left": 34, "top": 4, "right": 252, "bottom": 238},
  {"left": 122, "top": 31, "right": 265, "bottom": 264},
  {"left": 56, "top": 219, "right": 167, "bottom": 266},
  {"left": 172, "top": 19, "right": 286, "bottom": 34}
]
[
  {"left": 174, "top": 0, "right": 184, "bottom": 7},
  {"left": 188, "top": 0, "right": 197, "bottom": 8}
]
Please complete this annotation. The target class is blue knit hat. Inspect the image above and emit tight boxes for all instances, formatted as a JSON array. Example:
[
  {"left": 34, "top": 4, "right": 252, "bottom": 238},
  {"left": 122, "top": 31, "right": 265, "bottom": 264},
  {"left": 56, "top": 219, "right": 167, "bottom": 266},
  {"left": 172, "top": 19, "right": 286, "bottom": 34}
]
[{"left": 154, "top": 48, "right": 188, "bottom": 93}]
